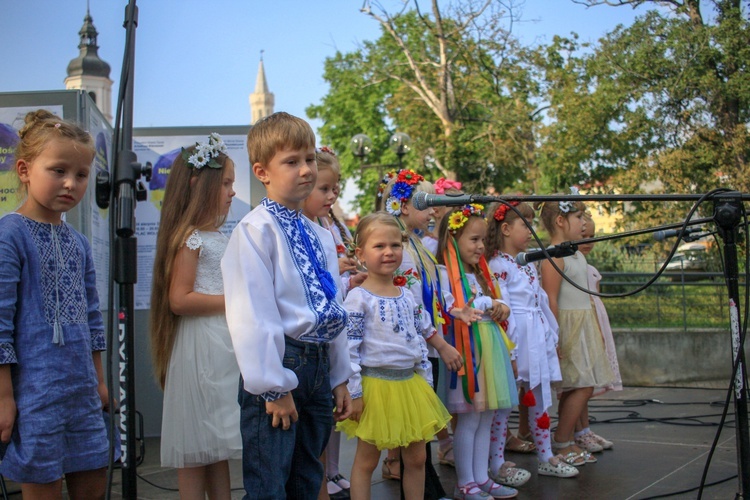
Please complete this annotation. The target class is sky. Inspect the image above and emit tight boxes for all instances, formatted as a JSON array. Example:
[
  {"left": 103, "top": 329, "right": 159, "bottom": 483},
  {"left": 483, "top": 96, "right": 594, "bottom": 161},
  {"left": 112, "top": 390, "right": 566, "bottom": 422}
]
[
  {"left": 0, "top": 0, "right": 651, "bottom": 128},
  {"left": 0, "top": 0, "right": 651, "bottom": 212}
]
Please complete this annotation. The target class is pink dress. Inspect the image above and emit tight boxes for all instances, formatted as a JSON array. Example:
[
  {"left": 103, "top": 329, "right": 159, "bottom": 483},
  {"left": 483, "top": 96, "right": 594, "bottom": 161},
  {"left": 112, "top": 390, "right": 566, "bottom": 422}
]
[{"left": 588, "top": 264, "right": 623, "bottom": 394}]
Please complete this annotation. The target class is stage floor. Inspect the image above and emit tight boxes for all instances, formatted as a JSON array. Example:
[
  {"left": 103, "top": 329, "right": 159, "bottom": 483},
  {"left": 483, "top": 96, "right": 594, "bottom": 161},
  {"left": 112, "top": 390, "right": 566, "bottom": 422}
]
[{"left": 4, "top": 385, "right": 745, "bottom": 499}]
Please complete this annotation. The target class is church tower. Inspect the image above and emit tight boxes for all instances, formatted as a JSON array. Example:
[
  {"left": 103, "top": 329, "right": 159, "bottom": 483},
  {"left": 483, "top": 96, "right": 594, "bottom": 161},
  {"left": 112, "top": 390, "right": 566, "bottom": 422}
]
[
  {"left": 64, "top": 6, "right": 113, "bottom": 123},
  {"left": 249, "top": 54, "right": 274, "bottom": 124}
]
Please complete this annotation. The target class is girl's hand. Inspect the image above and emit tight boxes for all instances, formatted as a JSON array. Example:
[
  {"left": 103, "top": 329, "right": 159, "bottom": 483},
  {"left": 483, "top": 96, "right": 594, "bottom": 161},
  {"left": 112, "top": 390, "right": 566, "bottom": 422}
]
[
  {"left": 332, "top": 383, "right": 352, "bottom": 422},
  {"left": 437, "top": 343, "right": 463, "bottom": 372},
  {"left": 98, "top": 380, "right": 110, "bottom": 412},
  {"left": 0, "top": 395, "right": 15, "bottom": 443},
  {"left": 511, "top": 359, "right": 518, "bottom": 379},
  {"left": 452, "top": 306, "right": 483, "bottom": 324},
  {"left": 490, "top": 302, "right": 511, "bottom": 322},
  {"left": 349, "top": 271, "right": 368, "bottom": 289},
  {"left": 349, "top": 397, "right": 364, "bottom": 422},
  {"left": 338, "top": 256, "right": 359, "bottom": 275}
]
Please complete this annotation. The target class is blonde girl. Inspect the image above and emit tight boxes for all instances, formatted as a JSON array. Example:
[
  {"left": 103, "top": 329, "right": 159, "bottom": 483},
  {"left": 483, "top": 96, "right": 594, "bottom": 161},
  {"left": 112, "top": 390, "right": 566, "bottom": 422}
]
[
  {"left": 150, "top": 133, "right": 241, "bottom": 499},
  {"left": 535, "top": 195, "right": 614, "bottom": 467},
  {"left": 337, "top": 213, "right": 451, "bottom": 500},
  {"left": 377, "top": 169, "right": 462, "bottom": 494},
  {"left": 303, "top": 147, "right": 359, "bottom": 499},
  {"left": 574, "top": 214, "right": 621, "bottom": 453},
  {"left": 486, "top": 201, "right": 579, "bottom": 480},
  {"left": 0, "top": 110, "right": 113, "bottom": 498},
  {"left": 437, "top": 205, "right": 518, "bottom": 499}
]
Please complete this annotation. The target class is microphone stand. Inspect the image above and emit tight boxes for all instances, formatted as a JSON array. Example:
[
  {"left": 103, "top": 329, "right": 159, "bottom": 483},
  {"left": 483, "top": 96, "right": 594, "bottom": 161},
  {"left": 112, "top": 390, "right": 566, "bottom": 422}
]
[{"left": 108, "top": 2, "right": 150, "bottom": 497}]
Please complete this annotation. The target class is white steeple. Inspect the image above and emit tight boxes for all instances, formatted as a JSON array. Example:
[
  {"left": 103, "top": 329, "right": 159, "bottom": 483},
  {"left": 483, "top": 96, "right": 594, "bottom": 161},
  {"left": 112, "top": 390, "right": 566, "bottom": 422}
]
[{"left": 249, "top": 51, "right": 274, "bottom": 124}]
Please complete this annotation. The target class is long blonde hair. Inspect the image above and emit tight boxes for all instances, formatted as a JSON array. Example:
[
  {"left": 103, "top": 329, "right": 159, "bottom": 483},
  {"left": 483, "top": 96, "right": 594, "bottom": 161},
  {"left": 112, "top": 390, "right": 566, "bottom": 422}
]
[{"left": 149, "top": 144, "right": 233, "bottom": 388}]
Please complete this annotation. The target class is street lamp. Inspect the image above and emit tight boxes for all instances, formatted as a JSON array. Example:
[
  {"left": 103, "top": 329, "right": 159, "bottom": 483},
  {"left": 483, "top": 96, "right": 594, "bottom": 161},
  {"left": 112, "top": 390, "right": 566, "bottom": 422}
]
[{"left": 350, "top": 132, "right": 412, "bottom": 173}]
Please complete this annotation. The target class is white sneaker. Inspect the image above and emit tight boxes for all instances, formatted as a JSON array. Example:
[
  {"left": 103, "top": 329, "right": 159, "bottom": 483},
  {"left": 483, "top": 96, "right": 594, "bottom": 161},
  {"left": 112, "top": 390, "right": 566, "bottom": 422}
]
[{"left": 537, "top": 457, "right": 580, "bottom": 478}]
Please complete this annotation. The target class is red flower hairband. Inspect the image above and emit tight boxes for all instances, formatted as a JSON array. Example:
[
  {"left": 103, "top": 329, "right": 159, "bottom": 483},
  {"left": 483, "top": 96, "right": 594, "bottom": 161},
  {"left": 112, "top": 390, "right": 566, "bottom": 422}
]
[
  {"left": 493, "top": 201, "right": 520, "bottom": 222},
  {"left": 317, "top": 146, "right": 336, "bottom": 156}
]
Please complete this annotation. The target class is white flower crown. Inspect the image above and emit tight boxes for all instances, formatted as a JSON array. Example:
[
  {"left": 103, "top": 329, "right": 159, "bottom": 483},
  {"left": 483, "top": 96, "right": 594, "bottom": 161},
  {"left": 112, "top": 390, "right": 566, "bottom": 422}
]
[{"left": 182, "top": 132, "right": 228, "bottom": 170}]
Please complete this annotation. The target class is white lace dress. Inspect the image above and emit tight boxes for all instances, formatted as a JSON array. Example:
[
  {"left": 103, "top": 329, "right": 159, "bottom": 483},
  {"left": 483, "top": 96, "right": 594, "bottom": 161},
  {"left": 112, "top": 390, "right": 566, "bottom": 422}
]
[{"left": 161, "top": 230, "right": 242, "bottom": 468}]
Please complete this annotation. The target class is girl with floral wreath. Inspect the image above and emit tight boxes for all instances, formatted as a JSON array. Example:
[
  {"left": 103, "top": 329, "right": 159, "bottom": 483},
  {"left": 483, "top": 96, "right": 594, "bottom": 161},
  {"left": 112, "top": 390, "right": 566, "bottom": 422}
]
[{"left": 436, "top": 204, "right": 518, "bottom": 499}]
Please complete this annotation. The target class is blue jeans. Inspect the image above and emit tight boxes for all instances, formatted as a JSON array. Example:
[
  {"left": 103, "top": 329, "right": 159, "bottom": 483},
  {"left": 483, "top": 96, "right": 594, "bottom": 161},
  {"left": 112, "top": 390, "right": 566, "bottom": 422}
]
[{"left": 239, "top": 336, "right": 334, "bottom": 499}]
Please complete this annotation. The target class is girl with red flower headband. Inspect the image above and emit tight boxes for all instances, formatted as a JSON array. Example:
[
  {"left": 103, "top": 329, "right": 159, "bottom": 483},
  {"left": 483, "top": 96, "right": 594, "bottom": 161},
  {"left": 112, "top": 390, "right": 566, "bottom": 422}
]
[{"left": 485, "top": 201, "right": 579, "bottom": 480}]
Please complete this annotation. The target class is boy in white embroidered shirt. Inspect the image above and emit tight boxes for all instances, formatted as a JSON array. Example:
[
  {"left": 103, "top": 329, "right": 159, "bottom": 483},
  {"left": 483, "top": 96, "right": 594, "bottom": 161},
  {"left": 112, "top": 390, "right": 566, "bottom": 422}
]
[{"left": 221, "top": 112, "right": 354, "bottom": 499}]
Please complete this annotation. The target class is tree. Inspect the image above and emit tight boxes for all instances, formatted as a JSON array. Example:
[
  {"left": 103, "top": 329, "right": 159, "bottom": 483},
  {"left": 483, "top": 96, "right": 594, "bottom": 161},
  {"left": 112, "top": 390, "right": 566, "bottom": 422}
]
[
  {"left": 538, "top": 0, "right": 750, "bottom": 228},
  {"left": 307, "top": 0, "right": 541, "bottom": 211}
]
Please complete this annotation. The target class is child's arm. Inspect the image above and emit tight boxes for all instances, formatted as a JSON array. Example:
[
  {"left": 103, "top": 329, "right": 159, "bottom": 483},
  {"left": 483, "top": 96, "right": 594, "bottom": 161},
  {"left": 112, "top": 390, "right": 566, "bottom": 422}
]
[
  {"left": 170, "top": 241, "right": 224, "bottom": 316},
  {"left": 540, "top": 258, "right": 565, "bottom": 319},
  {"left": 92, "top": 351, "right": 109, "bottom": 411},
  {"left": 342, "top": 294, "right": 365, "bottom": 421},
  {"left": 221, "top": 222, "right": 300, "bottom": 406},
  {"left": 0, "top": 365, "right": 14, "bottom": 443}
]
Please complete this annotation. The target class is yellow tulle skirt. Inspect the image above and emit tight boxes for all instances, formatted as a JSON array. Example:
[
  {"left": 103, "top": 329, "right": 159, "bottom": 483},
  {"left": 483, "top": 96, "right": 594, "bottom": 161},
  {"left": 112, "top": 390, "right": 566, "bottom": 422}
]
[{"left": 337, "top": 373, "right": 451, "bottom": 450}]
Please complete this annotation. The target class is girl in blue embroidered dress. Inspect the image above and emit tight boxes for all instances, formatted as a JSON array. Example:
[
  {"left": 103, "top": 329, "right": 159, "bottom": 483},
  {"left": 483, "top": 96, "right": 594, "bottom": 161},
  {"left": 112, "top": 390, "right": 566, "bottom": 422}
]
[
  {"left": 0, "top": 110, "right": 113, "bottom": 498},
  {"left": 150, "top": 134, "right": 241, "bottom": 499}
]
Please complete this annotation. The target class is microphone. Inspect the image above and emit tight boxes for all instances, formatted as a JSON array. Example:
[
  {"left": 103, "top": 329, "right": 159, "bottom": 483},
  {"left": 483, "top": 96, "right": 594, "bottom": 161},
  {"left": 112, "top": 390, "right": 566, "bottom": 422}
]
[
  {"left": 515, "top": 244, "right": 578, "bottom": 266},
  {"left": 412, "top": 191, "right": 495, "bottom": 210},
  {"left": 653, "top": 227, "right": 703, "bottom": 241}
]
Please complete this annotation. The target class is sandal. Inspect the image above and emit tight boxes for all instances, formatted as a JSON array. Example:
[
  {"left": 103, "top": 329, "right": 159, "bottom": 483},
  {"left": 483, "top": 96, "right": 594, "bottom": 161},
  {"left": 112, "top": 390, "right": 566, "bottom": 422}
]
[
  {"left": 438, "top": 441, "right": 455, "bottom": 467},
  {"left": 453, "top": 482, "right": 492, "bottom": 499},
  {"left": 477, "top": 479, "right": 518, "bottom": 499},
  {"left": 551, "top": 440, "right": 586, "bottom": 467},
  {"left": 489, "top": 461, "right": 531, "bottom": 487},
  {"left": 381, "top": 457, "right": 401, "bottom": 481},
  {"left": 505, "top": 434, "right": 536, "bottom": 454},
  {"left": 537, "top": 456, "right": 579, "bottom": 478}
]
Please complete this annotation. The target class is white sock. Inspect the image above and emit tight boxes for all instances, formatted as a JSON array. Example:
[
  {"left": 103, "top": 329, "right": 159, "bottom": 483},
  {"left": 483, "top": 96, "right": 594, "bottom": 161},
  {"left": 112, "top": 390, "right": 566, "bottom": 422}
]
[
  {"left": 473, "top": 411, "right": 495, "bottom": 486},
  {"left": 528, "top": 385, "right": 555, "bottom": 463},
  {"left": 489, "top": 408, "right": 511, "bottom": 474}
]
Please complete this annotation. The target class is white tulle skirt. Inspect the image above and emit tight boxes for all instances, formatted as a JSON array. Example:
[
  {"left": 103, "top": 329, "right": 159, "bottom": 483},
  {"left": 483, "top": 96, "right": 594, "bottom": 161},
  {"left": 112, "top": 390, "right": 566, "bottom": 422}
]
[{"left": 160, "top": 315, "right": 242, "bottom": 468}]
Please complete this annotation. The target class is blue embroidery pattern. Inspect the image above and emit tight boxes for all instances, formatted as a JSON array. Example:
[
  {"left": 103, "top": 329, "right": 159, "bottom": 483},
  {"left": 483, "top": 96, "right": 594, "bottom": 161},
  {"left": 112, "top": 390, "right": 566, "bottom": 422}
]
[
  {"left": 262, "top": 198, "right": 347, "bottom": 341},
  {"left": 24, "top": 219, "right": 87, "bottom": 327},
  {"left": 346, "top": 312, "right": 365, "bottom": 340},
  {"left": 0, "top": 344, "right": 16, "bottom": 364}
]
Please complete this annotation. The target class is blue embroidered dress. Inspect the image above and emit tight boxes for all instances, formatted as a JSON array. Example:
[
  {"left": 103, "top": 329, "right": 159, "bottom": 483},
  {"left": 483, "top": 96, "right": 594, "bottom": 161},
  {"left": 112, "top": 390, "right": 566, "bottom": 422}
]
[{"left": 0, "top": 213, "right": 110, "bottom": 484}]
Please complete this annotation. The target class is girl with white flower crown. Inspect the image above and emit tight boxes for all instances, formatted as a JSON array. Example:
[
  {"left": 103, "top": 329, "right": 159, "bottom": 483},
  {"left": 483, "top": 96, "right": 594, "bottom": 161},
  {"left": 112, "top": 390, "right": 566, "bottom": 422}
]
[
  {"left": 377, "top": 170, "right": 462, "bottom": 500},
  {"left": 485, "top": 201, "right": 579, "bottom": 481},
  {"left": 436, "top": 204, "right": 518, "bottom": 499},
  {"left": 150, "top": 133, "right": 242, "bottom": 499},
  {"left": 534, "top": 193, "right": 614, "bottom": 468}
]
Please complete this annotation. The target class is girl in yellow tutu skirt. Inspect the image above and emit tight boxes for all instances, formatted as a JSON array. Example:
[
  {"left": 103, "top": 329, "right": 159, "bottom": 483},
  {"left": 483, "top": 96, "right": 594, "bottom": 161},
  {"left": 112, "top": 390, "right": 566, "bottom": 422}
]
[{"left": 338, "top": 213, "right": 456, "bottom": 500}]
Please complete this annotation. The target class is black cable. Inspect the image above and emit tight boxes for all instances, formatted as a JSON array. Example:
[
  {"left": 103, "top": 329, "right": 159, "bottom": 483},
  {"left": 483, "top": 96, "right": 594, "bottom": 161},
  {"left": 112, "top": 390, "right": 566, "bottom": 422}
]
[
  {"left": 637, "top": 473, "right": 738, "bottom": 499},
  {"left": 498, "top": 188, "right": 732, "bottom": 298}
]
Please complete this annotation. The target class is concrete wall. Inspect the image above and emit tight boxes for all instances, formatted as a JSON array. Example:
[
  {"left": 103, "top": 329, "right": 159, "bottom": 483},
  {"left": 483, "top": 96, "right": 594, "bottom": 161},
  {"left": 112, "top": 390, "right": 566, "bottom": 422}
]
[{"left": 614, "top": 328, "right": 749, "bottom": 386}]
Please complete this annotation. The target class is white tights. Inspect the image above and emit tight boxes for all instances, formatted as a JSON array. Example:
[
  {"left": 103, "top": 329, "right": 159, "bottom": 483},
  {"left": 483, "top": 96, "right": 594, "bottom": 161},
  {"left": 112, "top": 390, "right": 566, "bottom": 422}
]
[{"left": 454, "top": 410, "right": 494, "bottom": 487}]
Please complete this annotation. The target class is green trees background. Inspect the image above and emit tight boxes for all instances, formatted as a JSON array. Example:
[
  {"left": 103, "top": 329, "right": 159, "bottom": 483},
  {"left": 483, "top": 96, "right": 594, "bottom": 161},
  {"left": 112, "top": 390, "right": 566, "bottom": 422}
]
[{"left": 306, "top": 0, "right": 749, "bottom": 220}]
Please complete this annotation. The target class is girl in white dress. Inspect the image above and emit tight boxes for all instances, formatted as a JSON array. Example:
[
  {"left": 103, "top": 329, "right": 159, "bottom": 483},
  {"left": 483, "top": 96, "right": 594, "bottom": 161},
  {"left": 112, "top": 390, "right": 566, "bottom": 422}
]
[
  {"left": 486, "top": 201, "right": 579, "bottom": 480},
  {"left": 535, "top": 195, "right": 615, "bottom": 467},
  {"left": 150, "top": 134, "right": 241, "bottom": 499}
]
